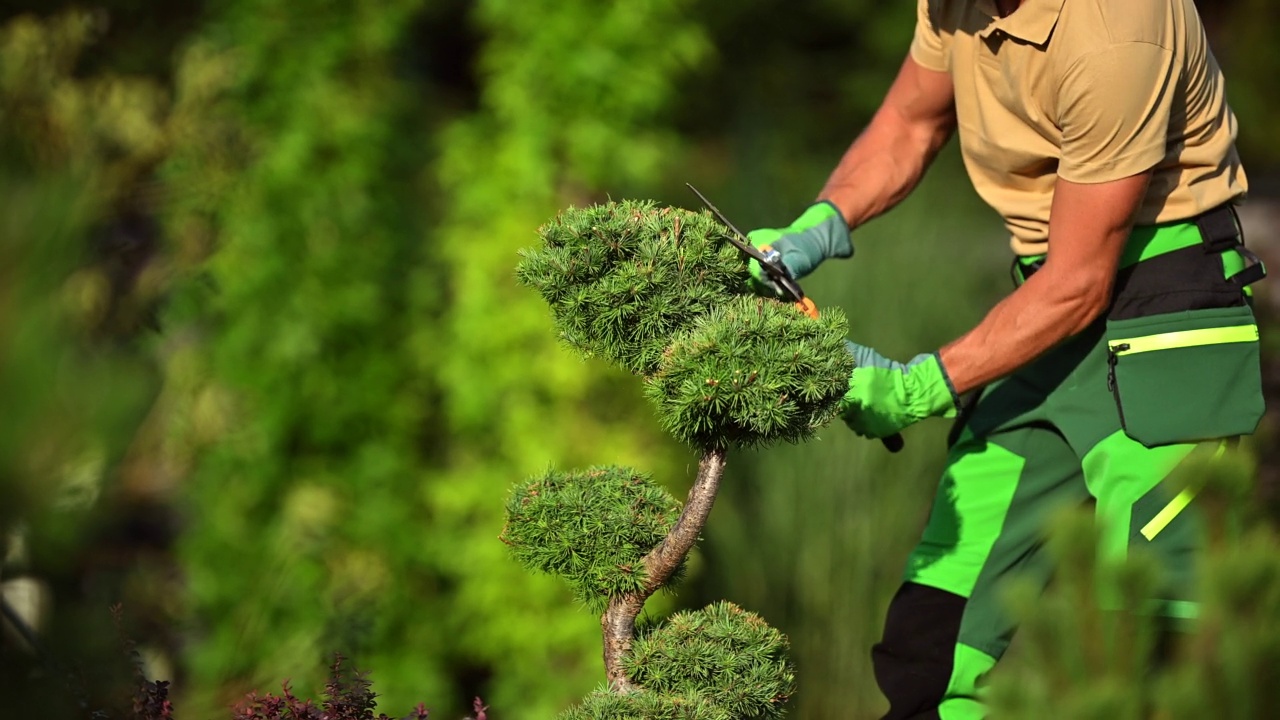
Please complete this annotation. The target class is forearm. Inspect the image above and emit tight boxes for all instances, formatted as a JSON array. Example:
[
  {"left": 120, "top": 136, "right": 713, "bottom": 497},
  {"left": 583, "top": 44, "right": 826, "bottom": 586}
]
[
  {"left": 818, "top": 106, "right": 953, "bottom": 229},
  {"left": 937, "top": 269, "right": 1112, "bottom": 395},
  {"left": 938, "top": 171, "right": 1151, "bottom": 395}
]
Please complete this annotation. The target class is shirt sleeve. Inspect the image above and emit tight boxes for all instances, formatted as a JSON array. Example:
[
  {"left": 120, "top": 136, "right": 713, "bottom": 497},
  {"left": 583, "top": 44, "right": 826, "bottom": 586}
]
[
  {"left": 1056, "top": 41, "right": 1177, "bottom": 184},
  {"left": 909, "top": 0, "right": 950, "bottom": 73}
]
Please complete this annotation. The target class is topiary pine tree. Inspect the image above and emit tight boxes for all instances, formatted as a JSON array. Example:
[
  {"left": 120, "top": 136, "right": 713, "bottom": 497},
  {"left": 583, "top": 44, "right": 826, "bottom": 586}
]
[{"left": 507, "top": 199, "right": 854, "bottom": 717}]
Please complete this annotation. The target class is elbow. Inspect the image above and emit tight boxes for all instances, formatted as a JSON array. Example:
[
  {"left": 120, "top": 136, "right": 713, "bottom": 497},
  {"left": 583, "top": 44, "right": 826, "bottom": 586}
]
[
  {"left": 1033, "top": 264, "right": 1114, "bottom": 336},
  {"left": 1057, "top": 275, "right": 1113, "bottom": 335}
]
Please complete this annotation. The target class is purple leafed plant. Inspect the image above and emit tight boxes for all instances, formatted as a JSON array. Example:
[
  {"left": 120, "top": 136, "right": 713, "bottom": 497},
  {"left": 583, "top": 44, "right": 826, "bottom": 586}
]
[
  {"left": 230, "top": 656, "right": 433, "bottom": 720},
  {"left": 121, "top": 652, "right": 466, "bottom": 720}
]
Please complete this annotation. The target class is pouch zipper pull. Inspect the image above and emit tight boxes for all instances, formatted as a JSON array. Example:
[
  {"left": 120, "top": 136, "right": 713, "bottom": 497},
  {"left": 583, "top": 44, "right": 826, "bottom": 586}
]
[
  {"left": 1106, "top": 344, "right": 1129, "bottom": 391},
  {"left": 1107, "top": 343, "right": 1130, "bottom": 427}
]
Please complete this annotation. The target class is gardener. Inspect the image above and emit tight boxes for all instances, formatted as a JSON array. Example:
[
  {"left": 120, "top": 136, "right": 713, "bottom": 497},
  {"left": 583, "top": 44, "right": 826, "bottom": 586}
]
[{"left": 747, "top": 0, "right": 1265, "bottom": 717}]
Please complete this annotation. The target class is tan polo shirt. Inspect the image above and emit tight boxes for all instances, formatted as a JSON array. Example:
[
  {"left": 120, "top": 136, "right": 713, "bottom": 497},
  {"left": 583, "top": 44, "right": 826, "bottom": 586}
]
[{"left": 911, "top": 0, "right": 1249, "bottom": 255}]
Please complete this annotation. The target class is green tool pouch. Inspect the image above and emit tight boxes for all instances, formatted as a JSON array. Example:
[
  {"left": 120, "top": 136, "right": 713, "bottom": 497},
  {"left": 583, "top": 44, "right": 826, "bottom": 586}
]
[{"left": 1105, "top": 305, "right": 1264, "bottom": 447}]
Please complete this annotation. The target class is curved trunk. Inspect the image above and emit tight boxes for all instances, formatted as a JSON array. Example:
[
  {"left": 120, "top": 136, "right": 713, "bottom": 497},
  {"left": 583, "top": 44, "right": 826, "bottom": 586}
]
[{"left": 600, "top": 446, "right": 727, "bottom": 689}]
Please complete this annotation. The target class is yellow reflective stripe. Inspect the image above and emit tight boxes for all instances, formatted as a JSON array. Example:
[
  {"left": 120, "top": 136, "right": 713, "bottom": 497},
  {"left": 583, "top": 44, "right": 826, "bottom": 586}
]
[
  {"left": 1140, "top": 487, "right": 1198, "bottom": 541},
  {"left": 1109, "top": 324, "right": 1258, "bottom": 355},
  {"left": 1141, "top": 441, "right": 1228, "bottom": 542}
]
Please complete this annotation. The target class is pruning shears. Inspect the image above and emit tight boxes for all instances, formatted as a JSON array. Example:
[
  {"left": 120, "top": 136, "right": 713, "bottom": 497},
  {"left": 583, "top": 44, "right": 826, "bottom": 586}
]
[
  {"left": 687, "top": 183, "right": 819, "bottom": 319},
  {"left": 686, "top": 183, "right": 905, "bottom": 454}
]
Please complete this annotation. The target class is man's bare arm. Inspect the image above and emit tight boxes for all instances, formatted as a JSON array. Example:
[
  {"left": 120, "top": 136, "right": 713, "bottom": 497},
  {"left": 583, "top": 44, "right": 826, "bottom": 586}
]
[
  {"left": 938, "top": 172, "right": 1152, "bottom": 395},
  {"left": 818, "top": 55, "right": 956, "bottom": 229}
]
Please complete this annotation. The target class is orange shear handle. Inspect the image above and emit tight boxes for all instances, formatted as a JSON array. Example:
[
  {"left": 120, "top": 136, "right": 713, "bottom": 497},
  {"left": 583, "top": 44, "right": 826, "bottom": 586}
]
[{"left": 795, "top": 297, "right": 819, "bottom": 319}]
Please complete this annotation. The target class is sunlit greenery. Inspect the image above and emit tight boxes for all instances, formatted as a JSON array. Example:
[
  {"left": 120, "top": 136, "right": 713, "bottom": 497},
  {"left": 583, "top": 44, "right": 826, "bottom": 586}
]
[{"left": 2, "top": 1, "right": 1279, "bottom": 718}]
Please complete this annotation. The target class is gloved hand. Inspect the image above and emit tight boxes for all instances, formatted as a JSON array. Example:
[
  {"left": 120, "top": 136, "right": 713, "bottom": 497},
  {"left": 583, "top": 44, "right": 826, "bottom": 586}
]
[
  {"left": 839, "top": 342, "right": 959, "bottom": 439},
  {"left": 746, "top": 200, "right": 852, "bottom": 296}
]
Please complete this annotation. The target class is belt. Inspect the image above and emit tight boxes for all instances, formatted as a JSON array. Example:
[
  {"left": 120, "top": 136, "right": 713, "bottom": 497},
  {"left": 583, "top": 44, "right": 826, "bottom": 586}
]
[{"left": 1012, "top": 204, "right": 1266, "bottom": 290}]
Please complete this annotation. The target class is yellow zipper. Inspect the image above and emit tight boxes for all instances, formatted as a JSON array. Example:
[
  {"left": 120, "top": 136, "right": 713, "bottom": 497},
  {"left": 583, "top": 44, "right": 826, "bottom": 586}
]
[{"left": 1108, "top": 325, "right": 1258, "bottom": 356}]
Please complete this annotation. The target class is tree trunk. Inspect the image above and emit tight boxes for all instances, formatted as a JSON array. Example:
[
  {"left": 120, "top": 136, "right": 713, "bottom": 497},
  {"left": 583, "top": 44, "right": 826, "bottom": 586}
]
[{"left": 600, "top": 446, "right": 728, "bottom": 690}]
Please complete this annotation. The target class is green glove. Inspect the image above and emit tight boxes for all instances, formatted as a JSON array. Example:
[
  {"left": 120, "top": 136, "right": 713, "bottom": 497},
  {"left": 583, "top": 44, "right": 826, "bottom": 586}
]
[
  {"left": 839, "top": 342, "right": 959, "bottom": 438},
  {"left": 745, "top": 201, "right": 852, "bottom": 296}
]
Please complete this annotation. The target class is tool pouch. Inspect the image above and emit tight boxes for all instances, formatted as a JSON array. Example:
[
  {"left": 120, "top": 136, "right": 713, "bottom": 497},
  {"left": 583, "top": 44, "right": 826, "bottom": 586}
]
[{"left": 1105, "top": 305, "right": 1264, "bottom": 447}]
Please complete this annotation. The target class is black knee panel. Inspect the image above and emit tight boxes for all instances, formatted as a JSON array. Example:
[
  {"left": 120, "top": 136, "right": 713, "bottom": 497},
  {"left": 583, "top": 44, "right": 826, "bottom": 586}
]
[{"left": 871, "top": 582, "right": 967, "bottom": 720}]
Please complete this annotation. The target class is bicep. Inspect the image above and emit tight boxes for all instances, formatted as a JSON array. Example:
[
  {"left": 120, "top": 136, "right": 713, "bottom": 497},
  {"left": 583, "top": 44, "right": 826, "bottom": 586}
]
[
  {"left": 1043, "top": 173, "right": 1152, "bottom": 289},
  {"left": 879, "top": 54, "right": 956, "bottom": 149},
  {"left": 1045, "top": 42, "right": 1174, "bottom": 293}
]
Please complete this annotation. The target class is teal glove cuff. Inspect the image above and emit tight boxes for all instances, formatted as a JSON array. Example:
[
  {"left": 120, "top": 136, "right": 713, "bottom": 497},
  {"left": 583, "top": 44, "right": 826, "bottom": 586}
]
[
  {"left": 779, "top": 200, "right": 853, "bottom": 269},
  {"left": 746, "top": 201, "right": 852, "bottom": 294},
  {"left": 906, "top": 352, "right": 960, "bottom": 419},
  {"left": 838, "top": 344, "right": 959, "bottom": 439}
]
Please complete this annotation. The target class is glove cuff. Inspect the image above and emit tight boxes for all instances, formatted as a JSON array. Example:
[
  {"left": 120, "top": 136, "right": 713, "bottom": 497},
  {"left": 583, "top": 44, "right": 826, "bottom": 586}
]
[
  {"left": 905, "top": 352, "right": 961, "bottom": 419},
  {"left": 805, "top": 201, "right": 853, "bottom": 260},
  {"left": 795, "top": 200, "right": 845, "bottom": 229}
]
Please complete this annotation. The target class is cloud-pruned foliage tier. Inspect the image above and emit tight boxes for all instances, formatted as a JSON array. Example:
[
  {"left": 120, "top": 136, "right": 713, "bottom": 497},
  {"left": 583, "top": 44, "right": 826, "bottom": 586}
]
[
  {"left": 647, "top": 297, "right": 853, "bottom": 448},
  {"left": 625, "top": 602, "right": 796, "bottom": 720},
  {"left": 559, "top": 688, "right": 729, "bottom": 720},
  {"left": 517, "top": 200, "right": 748, "bottom": 377},
  {"left": 501, "top": 466, "right": 682, "bottom": 610}
]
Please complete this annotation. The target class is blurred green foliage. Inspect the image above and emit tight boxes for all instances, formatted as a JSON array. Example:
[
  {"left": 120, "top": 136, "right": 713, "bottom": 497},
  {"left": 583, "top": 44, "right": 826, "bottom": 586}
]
[
  {"left": 0, "top": 9, "right": 193, "bottom": 715},
  {"left": 159, "top": 0, "right": 451, "bottom": 713},
  {"left": 984, "top": 447, "right": 1280, "bottom": 720},
  {"left": 1, "top": 0, "right": 1278, "bottom": 718},
  {"left": 1205, "top": 0, "right": 1280, "bottom": 168},
  {"left": 158, "top": 0, "right": 708, "bottom": 717}
]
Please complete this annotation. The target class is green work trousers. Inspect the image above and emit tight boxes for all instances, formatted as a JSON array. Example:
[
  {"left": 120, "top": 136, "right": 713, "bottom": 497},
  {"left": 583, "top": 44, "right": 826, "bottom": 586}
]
[{"left": 872, "top": 213, "right": 1265, "bottom": 720}]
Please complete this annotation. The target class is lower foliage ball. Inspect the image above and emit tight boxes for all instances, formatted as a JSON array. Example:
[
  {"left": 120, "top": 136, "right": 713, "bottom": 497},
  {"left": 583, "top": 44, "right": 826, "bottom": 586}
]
[
  {"left": 500, "top": 466, "right": 682, "bottom": 610},
  {"left": 624, "top": 601, "right": 796, "bottom": 720}
]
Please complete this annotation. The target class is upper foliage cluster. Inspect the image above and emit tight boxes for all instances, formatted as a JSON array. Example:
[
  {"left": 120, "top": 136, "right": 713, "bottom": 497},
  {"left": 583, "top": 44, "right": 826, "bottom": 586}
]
[
  {"left": 517, "top": 199, "right": 748, "bottom": 377},
  {"left": 501, "top": 466, "right": 683, "bottom": 611},
  {"left": 518, "top": 199, "right": 853, "bottom": 450},
  {"left": 647, "top": 296, "right": 852, "bottom": 448}
]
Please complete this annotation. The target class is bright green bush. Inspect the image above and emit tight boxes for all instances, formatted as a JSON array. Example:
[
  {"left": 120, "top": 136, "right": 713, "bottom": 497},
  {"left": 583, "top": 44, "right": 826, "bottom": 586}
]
[{"left": 163, "top": 0, "right": 714, "bottom": 717}]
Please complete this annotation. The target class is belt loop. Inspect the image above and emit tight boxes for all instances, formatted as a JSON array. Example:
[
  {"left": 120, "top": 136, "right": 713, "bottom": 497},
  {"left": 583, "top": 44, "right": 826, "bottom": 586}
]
[
  {"left": 1196, "top": 203, "right": 1267, "bottom": 290},
  {"left": 1010, "top": 255, "right": 1045, "bottom": 288},
  {"left": 1195, "top": 204, "right": 1242, "bottom": 253}
]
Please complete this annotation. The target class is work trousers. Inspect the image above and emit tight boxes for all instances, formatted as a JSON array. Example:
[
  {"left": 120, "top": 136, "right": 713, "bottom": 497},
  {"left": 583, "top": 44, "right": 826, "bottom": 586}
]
[{"left": 873, "top": 212, "right": 1265, "bottom": 720}]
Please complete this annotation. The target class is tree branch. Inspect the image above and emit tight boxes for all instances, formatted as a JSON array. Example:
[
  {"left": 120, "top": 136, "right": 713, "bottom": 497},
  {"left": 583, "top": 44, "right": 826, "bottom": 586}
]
[{"left": 601, "top": 446, "right": 728, "bottom": 690}]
